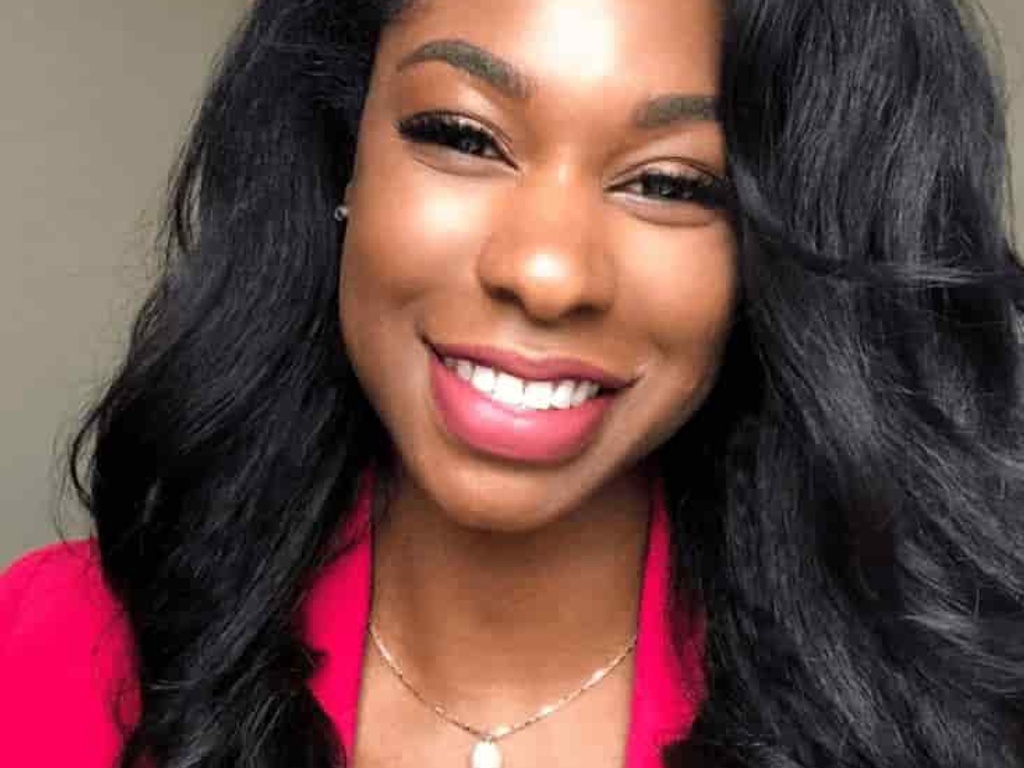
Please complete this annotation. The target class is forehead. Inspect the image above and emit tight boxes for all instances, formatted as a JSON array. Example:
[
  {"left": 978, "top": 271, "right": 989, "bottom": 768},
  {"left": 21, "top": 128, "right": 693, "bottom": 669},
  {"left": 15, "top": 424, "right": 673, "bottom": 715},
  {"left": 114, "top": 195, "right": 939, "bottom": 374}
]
[{"left": 378, "top": 0, "right": 724, "bottom": 100}]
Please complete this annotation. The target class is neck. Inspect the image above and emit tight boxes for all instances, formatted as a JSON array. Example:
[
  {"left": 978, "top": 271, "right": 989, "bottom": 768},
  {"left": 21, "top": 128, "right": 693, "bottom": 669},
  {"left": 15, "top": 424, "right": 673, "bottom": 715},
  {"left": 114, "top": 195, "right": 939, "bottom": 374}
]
[{"left": 370, "top": 466, "right": 651, "bottom": 712}]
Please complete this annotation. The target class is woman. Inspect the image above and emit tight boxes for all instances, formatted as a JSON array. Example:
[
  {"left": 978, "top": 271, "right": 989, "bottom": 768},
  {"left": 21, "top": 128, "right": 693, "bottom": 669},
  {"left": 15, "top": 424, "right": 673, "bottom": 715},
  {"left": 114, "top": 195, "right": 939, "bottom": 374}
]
[{"left": 2, "top": 0, "right": 1022, "bottom": 766}]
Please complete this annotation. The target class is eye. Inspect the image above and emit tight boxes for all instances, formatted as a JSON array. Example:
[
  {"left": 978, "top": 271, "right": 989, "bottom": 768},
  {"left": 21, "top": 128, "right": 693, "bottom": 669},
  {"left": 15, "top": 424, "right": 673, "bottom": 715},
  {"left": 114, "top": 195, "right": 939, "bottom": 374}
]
[
  {"left": 614, "top": 168, "right": 732, "bottom": 210},
  {"left": 396, "top": 112, "right": 508, "bottom": 162}
]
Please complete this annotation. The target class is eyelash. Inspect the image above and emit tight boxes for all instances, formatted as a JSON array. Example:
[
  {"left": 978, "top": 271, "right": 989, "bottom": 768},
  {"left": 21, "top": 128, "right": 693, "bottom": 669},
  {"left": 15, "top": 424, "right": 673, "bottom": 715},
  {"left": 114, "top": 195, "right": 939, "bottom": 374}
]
[
  {"left": 397, "top": 112, "right": 506, "bottom": 161},
  {"left": 395, "top": 112, "right": 732, "bottom": 210}
]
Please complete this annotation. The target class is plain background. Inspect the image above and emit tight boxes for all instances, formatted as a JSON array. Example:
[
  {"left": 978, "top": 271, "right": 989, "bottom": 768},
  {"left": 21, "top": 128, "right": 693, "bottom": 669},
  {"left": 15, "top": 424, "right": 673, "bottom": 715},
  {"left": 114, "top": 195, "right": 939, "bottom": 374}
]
[{"left": 2, "top": 1, "right": 1022, "bottom": 568}]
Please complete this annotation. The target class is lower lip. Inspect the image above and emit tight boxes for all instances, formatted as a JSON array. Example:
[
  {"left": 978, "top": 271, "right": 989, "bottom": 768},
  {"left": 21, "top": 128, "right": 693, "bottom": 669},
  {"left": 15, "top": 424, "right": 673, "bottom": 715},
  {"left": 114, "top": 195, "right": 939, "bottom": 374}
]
[{"left": 428, "top": 353, "right": 620, "bottom": 464}]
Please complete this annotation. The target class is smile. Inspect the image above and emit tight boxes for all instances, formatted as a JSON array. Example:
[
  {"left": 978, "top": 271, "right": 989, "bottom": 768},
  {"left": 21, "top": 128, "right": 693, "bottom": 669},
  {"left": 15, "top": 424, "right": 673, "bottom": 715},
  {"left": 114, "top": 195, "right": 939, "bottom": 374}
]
[
  {"left": 441, "top": 356, "right": 602, "bottom": 412},
  {"left": 427, "top": 342, "right": 631, "bottom": 464}
]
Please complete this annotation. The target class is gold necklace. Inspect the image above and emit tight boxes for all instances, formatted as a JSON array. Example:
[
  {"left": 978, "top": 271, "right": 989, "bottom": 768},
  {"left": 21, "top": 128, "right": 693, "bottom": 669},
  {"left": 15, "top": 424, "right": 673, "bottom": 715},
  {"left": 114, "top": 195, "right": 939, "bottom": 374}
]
[{"left": 368, "top": 621, "right": 638, "bottom": 768}]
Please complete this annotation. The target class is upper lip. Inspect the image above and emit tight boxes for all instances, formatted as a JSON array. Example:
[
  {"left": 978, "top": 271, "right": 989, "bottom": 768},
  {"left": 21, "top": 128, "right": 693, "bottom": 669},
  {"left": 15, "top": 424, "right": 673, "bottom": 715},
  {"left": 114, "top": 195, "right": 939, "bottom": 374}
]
[{"left": 429, "top": 341, "right": 633, "bottom": 391}]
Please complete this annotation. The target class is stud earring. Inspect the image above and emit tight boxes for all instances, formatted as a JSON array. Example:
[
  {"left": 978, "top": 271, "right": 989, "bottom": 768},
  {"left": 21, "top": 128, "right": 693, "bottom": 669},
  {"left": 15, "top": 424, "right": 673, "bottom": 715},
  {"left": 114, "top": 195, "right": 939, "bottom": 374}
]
[{"left": 334, "top": 204, "right": 349, "bottom": 222}]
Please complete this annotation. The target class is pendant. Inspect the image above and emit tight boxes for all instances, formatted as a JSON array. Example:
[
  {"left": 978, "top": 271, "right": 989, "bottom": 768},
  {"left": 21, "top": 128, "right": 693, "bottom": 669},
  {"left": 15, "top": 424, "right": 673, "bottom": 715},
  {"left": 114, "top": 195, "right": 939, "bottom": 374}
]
[{"left": 470, "top": 740, "right": 502, "bottom": 768}]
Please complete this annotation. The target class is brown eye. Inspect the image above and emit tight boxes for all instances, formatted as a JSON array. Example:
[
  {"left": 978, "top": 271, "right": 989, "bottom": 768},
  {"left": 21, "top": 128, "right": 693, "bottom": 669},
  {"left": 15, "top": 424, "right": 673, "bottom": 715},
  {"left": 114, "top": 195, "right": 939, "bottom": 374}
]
[
  {"left": 616, "top": 169, "right": 732, "bottom": 209},
  {"left": 396, "top": 113, "right": 507, "bottom": 162}
]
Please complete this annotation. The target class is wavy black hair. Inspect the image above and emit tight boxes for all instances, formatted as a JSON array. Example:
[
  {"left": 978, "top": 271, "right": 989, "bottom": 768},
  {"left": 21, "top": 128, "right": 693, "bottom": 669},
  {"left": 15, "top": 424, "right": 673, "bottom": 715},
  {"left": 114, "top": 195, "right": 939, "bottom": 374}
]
[{"left": 70, "top": 0, "right": 1024, "bottom": 766}]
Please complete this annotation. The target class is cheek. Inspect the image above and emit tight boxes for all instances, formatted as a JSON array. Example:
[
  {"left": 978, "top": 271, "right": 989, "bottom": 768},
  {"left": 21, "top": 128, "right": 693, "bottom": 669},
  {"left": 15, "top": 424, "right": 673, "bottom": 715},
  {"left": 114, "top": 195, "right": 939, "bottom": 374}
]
[
  {"left": 341, "top": 130, "right": 496, "bottom": 309},
  {"left": 614, "top": 221, "right": 737, "bottom": 453},
  {"left": 625, "top": 220, "right": 738, "bottom": 380},
  {"left": 338, "top": 127, "right": 498, "bottom": 409}
]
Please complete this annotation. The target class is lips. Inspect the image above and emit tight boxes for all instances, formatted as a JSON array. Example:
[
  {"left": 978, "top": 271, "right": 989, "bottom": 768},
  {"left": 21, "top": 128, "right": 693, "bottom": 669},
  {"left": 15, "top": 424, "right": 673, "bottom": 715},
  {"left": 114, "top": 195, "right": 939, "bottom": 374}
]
[
  {"left": 428, "top": 341, "right": 632, "bottom": 391},
  {"left": 425, "top": 339, "right": 633, "bottom": 464}
]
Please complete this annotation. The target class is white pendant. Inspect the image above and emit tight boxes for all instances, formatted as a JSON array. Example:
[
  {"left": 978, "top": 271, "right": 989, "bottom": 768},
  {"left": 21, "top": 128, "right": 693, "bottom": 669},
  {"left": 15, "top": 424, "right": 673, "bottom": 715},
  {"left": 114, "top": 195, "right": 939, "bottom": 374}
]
[{"left": 470, "top": 740, "right": 503, "bottom": 768}]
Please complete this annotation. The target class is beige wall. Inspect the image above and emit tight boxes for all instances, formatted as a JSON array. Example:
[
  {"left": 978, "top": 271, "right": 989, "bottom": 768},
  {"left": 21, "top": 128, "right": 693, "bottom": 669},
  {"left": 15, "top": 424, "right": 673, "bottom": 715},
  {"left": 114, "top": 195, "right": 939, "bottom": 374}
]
[
  {"left": 1, "top": 1, "right": 248, "bottom": 566},
  {"left": 990, "top": 0, "right": 1024, "bottom": 242},
  {"left": 2, "top": 1, "right": 1022, "bottom": 568}
]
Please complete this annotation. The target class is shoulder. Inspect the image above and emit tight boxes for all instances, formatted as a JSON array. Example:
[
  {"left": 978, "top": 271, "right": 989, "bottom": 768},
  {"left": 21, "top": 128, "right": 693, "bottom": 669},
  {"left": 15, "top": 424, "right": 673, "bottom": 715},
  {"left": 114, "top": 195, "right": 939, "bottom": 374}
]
[
  {"left": 1, "top": 540, "right": 133, "bottom": 764},
  {"left": 1, "top": 539, "right": 126, "bottom": 662},
  {"left": 2, "top": 539, "right": 111, "bottom": 638}
]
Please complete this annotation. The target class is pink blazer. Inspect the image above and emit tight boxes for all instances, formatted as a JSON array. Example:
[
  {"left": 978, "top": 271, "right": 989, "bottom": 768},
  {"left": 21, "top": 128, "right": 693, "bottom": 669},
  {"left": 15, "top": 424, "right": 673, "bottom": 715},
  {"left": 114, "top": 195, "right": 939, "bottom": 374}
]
[{"left": 0, "top": 476, "right": 704, "bottom": 767}]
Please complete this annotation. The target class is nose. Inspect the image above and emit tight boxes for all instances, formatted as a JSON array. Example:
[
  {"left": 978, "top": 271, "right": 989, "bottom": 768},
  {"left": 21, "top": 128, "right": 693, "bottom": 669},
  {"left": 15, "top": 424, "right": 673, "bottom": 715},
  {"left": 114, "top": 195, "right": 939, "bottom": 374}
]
[{"left": 475, "top": 165, "right": 615, "bottom": 324}]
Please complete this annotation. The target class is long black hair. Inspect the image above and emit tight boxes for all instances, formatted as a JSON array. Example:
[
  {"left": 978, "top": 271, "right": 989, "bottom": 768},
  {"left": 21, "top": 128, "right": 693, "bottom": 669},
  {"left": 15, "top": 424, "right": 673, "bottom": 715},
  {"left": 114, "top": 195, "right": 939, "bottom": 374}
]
[{"left": 71, "top": 0, "right": 1024, "bottom": 766}]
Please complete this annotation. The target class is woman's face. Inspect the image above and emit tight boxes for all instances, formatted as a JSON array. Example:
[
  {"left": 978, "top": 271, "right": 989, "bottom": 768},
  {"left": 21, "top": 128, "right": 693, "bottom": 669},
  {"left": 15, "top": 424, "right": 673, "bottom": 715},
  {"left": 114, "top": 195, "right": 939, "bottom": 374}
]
[{"left": 340, "top": 0, "right": 737, "bottom": 531}]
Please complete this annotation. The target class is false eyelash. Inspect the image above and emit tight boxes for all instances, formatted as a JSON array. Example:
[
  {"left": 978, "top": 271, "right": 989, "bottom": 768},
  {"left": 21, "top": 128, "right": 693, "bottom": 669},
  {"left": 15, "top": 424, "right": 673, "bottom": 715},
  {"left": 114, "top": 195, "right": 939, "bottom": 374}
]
[
  {"left": 396, "top": 112, "right": 505, "bottom": 160},
  {"left": 397, "top": 111, "right": 734, "bottom": 209},
  {"left": 628, "top": 170, "right": 733, "bottom": 209}
]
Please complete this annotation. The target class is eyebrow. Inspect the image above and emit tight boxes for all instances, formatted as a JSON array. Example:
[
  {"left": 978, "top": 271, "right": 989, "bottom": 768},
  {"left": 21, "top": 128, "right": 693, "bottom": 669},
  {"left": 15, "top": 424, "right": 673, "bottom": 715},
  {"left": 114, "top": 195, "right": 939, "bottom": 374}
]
[
  {"left": 396, "top": 38, "right": 719, "bottom": 128},
  {"left": 397, "top": 39, "right": 534, "bottom": 100},
  {"left": 632, "top": 94, "right": 718, "bottom": 129}
]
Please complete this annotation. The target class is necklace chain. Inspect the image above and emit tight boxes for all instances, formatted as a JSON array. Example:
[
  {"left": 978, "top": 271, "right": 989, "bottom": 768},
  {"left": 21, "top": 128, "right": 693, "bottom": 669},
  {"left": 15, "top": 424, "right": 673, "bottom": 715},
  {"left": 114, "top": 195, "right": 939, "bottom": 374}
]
[{"left": 368, "top": 621, "right": 638, "bottom": 743}]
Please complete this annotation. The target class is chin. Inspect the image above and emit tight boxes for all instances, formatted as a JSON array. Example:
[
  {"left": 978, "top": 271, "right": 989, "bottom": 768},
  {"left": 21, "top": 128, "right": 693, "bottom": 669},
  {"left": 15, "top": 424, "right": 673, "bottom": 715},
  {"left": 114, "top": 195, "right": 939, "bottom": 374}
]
[
  {"left": 432, "top": 462, "right": 588, "bottom": 533},
  {"left": 393, "top": 438, "right": 649, "bottom": 537}
]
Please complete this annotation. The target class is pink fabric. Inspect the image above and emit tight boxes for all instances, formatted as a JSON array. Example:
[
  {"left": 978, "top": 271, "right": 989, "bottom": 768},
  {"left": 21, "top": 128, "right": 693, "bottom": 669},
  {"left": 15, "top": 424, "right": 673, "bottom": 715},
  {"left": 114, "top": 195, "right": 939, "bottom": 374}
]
[
  {"left": 625, "top": 475, "right": 706, "bottom": 765},
  {"left": 0, "top": 475, "right": 703, "bottom": 766},
  {"left": 0, "top": 539, "right": 136, "bottom": 767}
]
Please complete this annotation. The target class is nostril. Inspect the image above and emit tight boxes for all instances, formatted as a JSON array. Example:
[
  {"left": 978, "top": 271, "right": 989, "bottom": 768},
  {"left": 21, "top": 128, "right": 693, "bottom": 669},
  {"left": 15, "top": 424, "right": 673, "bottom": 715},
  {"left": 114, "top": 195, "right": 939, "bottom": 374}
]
[
  {"left": 476, "top": 221, "right": 612, "bottom": 311},
  {"left": 485, "top": 284, "right": 522, "bottom": 307}
]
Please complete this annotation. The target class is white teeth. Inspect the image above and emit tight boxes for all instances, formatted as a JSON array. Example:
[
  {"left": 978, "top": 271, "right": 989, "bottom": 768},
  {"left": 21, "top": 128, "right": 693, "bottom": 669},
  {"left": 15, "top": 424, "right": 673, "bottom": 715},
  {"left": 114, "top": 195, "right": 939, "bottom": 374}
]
[
  {"left": 442, "top": 356, "right": 603, "bottom": 411},
  {"left": 455, "top": 359, "right": 474, "bottom": 382},
  {"left": 571, "top": 381, "right": 600, "bottom": 406},
  {"left": 523, "top": 381, "right": 554, "bottom": 410},
  {"left": 492, "top": 373, "right": 525, "bottom": 407},
  {"left": 470, "top": 365, "right": 496, "bottom": 394},
  {"left": 550, "top": 380, "right": 575, "bottom": 410}
]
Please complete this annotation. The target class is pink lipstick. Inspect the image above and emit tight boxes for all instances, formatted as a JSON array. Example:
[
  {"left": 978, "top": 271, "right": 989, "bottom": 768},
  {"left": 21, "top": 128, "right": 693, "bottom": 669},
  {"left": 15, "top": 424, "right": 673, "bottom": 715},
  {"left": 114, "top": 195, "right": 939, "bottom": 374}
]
[{"left": 426, "top": 343, "right": 629, "bottom": 464}]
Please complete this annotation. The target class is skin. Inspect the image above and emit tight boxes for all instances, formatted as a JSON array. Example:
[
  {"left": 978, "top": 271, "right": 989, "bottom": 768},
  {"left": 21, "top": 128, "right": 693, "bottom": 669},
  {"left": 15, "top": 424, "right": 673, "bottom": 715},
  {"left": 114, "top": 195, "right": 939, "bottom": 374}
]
[{"left": 338, "top": 0, "right": 736, "bottom": 764}]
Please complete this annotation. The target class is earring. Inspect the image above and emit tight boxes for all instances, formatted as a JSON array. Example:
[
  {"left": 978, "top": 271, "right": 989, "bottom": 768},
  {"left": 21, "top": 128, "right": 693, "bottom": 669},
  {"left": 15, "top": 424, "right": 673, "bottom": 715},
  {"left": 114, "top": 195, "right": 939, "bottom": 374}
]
[{"left": 334, "top": 204, "right": 349, "bottom": 222}]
